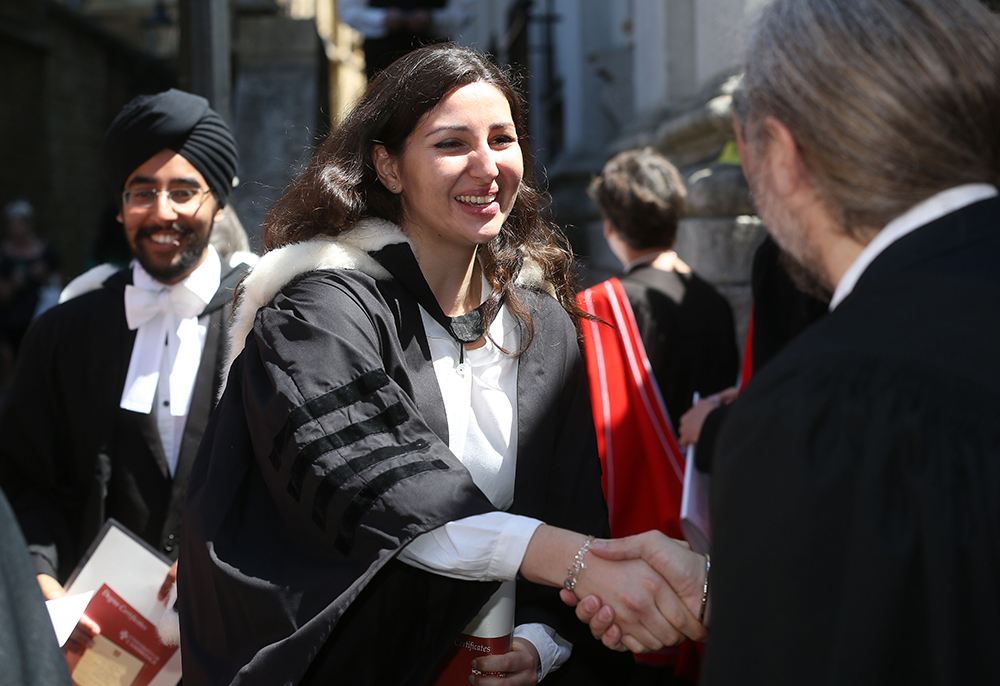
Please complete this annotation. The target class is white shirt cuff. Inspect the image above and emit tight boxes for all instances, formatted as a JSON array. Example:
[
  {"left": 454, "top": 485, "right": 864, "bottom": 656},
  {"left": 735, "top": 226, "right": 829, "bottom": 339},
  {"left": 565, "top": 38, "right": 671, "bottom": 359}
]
[
  {"left": 514, "top": 623, "right": 572, "bottom": 681},
  {"left": 397, "top": 512, "right": 542, "bottom": 581}
]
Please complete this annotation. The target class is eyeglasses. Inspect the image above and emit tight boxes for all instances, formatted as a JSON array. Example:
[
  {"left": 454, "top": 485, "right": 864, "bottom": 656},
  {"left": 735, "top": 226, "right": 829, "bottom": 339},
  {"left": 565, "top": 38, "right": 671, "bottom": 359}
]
[{"left": 122, "top": 187, "right": 210, "bottom": 210}]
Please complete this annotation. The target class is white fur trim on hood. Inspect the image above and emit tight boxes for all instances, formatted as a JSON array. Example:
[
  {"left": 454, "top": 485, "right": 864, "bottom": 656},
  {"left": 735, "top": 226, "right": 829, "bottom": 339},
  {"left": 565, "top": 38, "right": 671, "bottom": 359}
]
[
  {"left": 222, "top": 219, "right": 403, "bottom": 385},
  {"left": 221, "top": 218, "right": 553, "bottom": 393}
]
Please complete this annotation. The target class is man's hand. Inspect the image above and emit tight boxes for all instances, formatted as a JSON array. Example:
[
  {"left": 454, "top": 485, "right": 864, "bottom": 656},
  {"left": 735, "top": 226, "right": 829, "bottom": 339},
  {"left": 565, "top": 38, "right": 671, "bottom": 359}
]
[
  {"left": 158, "top": 560, "right": 178, "bottom": 603},
  {"left": 559, "top": 532, "right": 709, "bottom": 652},
  {"left": 570, "top": 547, "right": 705, "bottom": 653},
  {"left": 678, "top": 386, "right": 738, "bottom": 445},
  {"left": 37, "top": 573, "right": 101, "bottom": 650}
]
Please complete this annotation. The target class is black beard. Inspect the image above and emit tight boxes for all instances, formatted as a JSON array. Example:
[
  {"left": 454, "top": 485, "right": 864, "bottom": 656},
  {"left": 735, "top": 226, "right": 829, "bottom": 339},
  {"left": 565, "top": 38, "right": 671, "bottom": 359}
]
[{"left": 133, "top": 223, "right": 212, "bottom": 283}]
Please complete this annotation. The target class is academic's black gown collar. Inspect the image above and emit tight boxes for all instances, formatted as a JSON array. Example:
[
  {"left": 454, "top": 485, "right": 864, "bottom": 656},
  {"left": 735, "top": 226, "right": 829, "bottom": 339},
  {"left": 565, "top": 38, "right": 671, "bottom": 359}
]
[{"left": 859, "top": 195, "right": 1000, "bottom": 289}]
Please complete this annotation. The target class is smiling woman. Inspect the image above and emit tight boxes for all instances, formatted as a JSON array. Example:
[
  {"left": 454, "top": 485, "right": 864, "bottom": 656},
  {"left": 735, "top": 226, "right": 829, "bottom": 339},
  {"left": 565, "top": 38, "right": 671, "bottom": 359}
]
[
  {"left": 177, "top": 43, "right": 707, "bottom": 686},
  {"left": 371, "top": 81, "right": 525, "bottom": 313},
  {"left": 259, "top": 41, "right": 585, "bottom": 356}
]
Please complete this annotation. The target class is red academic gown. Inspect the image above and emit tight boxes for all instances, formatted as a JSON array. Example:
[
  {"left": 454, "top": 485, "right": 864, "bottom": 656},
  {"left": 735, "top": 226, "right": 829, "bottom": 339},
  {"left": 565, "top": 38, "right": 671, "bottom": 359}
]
[{"left": 578, "top": 277, "right": 700, "bottom": 681}]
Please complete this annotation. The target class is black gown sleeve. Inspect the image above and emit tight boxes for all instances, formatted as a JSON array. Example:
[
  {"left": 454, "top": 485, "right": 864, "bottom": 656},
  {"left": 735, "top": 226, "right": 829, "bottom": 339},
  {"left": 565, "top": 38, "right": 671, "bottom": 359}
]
[
  {"left": 0, "top": 291, "right": 127, "bottom": 581},
  {"left": 0, "top": 489, "right": 73, "bottom": 686}
]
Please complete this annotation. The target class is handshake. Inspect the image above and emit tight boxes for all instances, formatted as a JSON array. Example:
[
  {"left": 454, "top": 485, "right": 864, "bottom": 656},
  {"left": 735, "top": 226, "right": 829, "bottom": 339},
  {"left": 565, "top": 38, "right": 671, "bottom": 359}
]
[{"left": 522, "top": 528, "right": 710, "bottom": 653}]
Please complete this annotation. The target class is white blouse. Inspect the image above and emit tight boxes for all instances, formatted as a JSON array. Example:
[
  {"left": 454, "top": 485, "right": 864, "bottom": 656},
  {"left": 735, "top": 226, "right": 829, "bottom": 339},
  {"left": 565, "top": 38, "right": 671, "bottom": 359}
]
[{"left": 396, "top": 294, "right": 570, "bottom": 678}]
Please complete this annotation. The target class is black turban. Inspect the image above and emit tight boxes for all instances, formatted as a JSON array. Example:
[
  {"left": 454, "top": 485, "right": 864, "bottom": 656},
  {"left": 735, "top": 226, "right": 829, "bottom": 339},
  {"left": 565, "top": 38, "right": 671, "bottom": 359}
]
[{"left": 103, "top": 89, "right": 239, "bottom": 207}]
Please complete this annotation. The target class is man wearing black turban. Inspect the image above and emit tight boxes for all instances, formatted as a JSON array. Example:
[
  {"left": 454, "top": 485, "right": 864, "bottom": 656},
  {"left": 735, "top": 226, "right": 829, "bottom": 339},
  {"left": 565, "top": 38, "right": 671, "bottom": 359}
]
[{"left": 0, "top": 89, "right": 252, "bottom": 653}]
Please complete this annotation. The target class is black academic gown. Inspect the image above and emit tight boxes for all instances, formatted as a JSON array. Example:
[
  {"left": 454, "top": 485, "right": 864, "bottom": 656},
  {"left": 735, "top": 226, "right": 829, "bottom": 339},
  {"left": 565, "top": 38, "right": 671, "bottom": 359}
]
[
  {"left": 618, "top": 265, "right": 739, "bottom": 428},
  {"left": 694, "top": 236, "right": 828, "bottom": 473},
  {"left": 703, "top": 195, "right": 1000, "bottom": 684},
  {"left": 178, "top": 233, "right": 628, "bottom": 686},
  {"left": 0, "top": 256, "right": 249, "bottom": 581},
  {"left": 0, "top": 488, "right": 72, "bottom": 686}
]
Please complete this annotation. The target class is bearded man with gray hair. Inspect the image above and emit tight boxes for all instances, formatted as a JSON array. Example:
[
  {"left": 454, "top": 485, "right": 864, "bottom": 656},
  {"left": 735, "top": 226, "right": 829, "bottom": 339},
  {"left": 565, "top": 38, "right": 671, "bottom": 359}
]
[
  {"left": 707, "top": 0, "right": 1000, "bottom": 682},
  {"left": 566, "top": 0, "right": 1000, "bottom": 682}
]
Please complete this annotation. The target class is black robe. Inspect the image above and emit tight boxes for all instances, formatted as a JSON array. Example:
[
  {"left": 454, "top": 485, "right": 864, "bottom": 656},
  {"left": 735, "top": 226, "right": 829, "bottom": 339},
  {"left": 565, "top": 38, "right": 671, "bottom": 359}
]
[
  {"left": 618, "top": 264, "right": 739, "bottom": 428},
  {"left": 703, "top": 196, "right": 1000, "bottom": 684},
  {"left": 0, "top": 488, "right": 72, "bottom": 686},
  {"left": 178, "top": 229, "right": 628, "bottom": 685},
  {"left": 694, "top": 236, "right": 828, "bottom": 473},
  {"left": 0, "top": 256, "right": 249, "bottom": 581}
]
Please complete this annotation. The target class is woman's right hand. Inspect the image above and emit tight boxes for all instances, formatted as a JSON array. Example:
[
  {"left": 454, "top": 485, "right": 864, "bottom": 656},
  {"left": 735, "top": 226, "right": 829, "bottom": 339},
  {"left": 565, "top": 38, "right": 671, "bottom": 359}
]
[
  {"left": 560, "top": 532, "right": 709, "bottom": 652},
  {"left": 518, "top": 527, "right": 705, "bottom": 654}
]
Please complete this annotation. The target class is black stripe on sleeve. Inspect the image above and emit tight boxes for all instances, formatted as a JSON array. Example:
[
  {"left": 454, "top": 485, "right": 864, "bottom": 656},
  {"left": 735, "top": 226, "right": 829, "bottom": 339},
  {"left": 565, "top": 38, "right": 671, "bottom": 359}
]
[
  {"left": 288, "top": 369, "right": 390, "bottom": 432},
  {"left": 311, "top": 439, "right": 431, "bottom": 530},
  {"left": 267, "top": 369, "right": 391, "bottom": 469},
  {"left": 286, "top": 402, "right": 409, "bottom": 501},
  {"left": 334, "top": 459, "right": 452, "bottom": 555}
]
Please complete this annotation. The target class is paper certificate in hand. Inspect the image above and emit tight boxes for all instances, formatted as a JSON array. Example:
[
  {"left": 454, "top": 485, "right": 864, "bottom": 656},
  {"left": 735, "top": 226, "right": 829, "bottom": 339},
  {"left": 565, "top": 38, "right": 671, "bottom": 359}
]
[
  {"left": 62, "top": 520, "right": 182, "bottom": 686},
  {"left": 71, "top": 634, "right": 144, "bottom": 686},
  {"left": 66, "top": 584, "right": 180, "bottom": 686}
]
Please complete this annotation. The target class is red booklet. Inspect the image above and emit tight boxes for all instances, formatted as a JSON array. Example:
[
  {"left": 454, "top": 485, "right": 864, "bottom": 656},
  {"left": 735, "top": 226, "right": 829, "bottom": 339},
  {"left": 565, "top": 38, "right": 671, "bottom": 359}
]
[
  {"left": 61, "top": 520, "right": 182, "bottom": 686},
  {"left": 65, "top": 584, "right": 179, "bottom": 686}
]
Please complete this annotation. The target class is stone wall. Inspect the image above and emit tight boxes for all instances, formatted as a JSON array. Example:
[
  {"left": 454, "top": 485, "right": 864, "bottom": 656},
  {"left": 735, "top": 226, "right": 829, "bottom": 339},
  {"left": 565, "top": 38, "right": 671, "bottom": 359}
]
[
  {"left": 0, "top": 2, "right": 174, "bottom": 279},
  {"left": 231, "top": 14, "right": 326, "bottom": 249}
]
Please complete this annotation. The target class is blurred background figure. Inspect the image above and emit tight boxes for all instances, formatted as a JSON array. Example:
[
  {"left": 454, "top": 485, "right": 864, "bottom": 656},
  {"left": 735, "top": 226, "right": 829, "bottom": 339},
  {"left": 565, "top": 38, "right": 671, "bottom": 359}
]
[
  {"left": 677, "top": 234, "right": 828, "bottom": 472},
  {"left": 0, "top": 199, "right": 61, "bottom": 396},
  {"left": 340, "top": 0, "right": 475, "bottom": 80},
  {"left": 209, "top": 204, "right": 257, "bottom": 269},
  {"left": 577, "top": 147, "right": 738, "bottom": 685}
]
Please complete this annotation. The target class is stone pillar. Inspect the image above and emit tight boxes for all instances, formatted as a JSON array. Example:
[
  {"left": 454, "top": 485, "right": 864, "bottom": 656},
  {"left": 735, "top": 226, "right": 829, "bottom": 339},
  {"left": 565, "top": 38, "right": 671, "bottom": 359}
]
[
  {"left": 675, "top": 163, "right": 763, "bottom": 355},
  {"left": 183, "top": 0, "right": 232, "bottom": 121},
  {"left": 230, "top": 14, "right": 324, "bottom": 249}
]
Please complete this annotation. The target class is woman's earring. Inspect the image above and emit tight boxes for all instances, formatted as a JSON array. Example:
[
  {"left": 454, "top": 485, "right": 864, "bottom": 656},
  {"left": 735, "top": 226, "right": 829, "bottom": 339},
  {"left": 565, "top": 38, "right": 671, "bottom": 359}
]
[{"left": 391, "top": 185, "right": 397, "bottom": 191}]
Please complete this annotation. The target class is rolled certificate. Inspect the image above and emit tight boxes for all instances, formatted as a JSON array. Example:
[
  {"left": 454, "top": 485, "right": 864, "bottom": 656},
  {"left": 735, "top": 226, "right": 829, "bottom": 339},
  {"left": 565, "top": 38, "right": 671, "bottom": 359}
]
[{"left": 426, "top": 581, "right": 514, "bottom": 685}]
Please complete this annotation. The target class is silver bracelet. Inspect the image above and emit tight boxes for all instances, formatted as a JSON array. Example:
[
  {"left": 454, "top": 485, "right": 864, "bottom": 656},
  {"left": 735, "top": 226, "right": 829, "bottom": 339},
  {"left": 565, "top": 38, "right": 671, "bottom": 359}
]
[
  {"left": 563, "top": 536, "right": 595, "bottom": 591},
  {"left": 699, "top": 553, "right": 711, "bottom": 624}
]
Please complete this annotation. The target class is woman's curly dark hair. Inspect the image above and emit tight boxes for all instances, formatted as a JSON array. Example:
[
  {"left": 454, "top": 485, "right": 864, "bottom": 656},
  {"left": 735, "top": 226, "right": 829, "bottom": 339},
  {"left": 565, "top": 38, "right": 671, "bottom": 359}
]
[{"left": 261, "top": 42, "right": 586, "bottom": 353}]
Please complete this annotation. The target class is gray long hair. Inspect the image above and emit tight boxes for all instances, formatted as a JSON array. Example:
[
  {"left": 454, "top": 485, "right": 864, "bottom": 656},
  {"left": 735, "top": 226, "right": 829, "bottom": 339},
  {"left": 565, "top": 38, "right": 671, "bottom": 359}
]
[{"left": 734, "top": 0, "right": 1000, "bottom": 238}]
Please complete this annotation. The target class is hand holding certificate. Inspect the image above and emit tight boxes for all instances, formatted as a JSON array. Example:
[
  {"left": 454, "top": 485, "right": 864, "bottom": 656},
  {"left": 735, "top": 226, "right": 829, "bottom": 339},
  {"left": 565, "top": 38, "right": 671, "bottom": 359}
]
[{"left": 48, "top": 520, "right": 182, "bottom": 686}]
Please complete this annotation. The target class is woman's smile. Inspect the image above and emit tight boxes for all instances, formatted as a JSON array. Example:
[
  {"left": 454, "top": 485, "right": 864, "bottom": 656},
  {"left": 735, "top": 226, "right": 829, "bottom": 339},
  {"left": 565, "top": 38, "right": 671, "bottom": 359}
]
[{"left": 376, "top": 81, "right": 524, "bottom": 254}]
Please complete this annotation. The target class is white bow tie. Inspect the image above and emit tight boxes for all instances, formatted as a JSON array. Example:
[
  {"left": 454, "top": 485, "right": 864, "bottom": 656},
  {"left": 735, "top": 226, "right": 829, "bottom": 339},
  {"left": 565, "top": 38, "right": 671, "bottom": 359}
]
[
  {"left": 124, "top": 284, "right": 205, "bottom": 330},
  {"left": 120, "top": 284, "right": 208, "bottom": 418}
]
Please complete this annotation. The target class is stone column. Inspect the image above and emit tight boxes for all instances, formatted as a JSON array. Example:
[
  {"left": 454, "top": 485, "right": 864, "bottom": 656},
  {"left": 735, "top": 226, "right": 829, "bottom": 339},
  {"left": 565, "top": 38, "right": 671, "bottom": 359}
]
[{"left": 230, "top": 14, "right": 324, "bottom": 249}]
